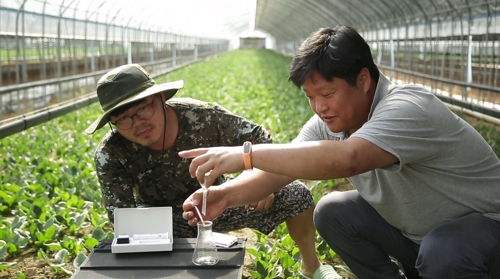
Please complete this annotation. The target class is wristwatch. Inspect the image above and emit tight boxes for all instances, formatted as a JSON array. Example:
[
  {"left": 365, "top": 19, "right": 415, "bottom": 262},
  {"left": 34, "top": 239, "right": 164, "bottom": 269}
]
[{"left": 243, "top": 141, "right": 253, "bottom": 170}]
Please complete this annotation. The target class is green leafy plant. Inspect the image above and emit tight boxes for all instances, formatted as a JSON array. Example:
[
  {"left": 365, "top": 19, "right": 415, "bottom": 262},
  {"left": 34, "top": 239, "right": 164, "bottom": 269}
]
[
  {"left": 1, "top": 49, "right": 499, "bottom": 279},
  {"left": 0, "top": 240, "right": 17, "bottom": 270},
  {"left": 0, "top": 217, "right": 30, "bottom": 257},
  {"left": 0, "top": 184, "right": 24, "bottom": 214},
  {"left": 246, "top": 230, "right": 285, "bottom": 279},
  {"left": 37, "top": 249, "right": 73, "bottom": 275}
]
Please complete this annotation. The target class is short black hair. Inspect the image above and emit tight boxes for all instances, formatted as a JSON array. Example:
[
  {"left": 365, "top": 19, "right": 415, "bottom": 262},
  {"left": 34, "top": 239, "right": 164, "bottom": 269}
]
[{"left": 288, "top": 24, "right": 379, "bottom": 88}]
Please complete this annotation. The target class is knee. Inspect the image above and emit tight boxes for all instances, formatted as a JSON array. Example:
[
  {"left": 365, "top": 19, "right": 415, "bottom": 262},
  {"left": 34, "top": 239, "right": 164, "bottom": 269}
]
[
  {"left": 416, "top": 228, "right": 471, "bottom": 278},
  {"left": 277, "top": 180, "right": 314, "bottom": 209},
  {"left": 313, "top": 191, "right": 351, "bottom": 235}
]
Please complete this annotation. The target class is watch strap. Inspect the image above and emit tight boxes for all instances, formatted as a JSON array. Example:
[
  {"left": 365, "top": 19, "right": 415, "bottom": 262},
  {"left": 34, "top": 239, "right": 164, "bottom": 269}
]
[{"left": 243, "top": 141, "right": 253, "bottom": 170}]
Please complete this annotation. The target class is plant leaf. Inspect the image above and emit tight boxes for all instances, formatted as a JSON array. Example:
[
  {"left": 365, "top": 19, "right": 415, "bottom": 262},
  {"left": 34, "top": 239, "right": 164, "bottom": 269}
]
[
  {"left": 54, "top": 249, "right": 69, "bottom": 264},
  {"left": 0, "top": 261, "right": 16, "bottom": 271},
  {"left": 73, "top": 252, "right": 87, "bottom": 268}
]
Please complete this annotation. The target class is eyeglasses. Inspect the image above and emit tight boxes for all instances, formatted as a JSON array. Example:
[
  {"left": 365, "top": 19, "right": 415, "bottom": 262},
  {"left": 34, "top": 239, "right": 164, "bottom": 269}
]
[{"left": 110, "top": 98, "right": 156, "bottom": 130}]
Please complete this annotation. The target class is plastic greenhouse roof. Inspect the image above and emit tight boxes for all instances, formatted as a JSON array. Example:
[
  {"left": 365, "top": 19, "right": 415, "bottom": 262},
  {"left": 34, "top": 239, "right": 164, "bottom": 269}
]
[
  {"left": 3, "top": 0, "right": 498, "bottom": 44},
  {"left": 3, "top": 0, "right": 256, "bottom": 39}
]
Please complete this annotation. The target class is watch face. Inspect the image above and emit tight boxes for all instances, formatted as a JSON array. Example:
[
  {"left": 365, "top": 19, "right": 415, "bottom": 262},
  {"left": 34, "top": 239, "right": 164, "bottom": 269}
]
[{"left": 243, "top": 142, "right": 251, "bottom": 153}]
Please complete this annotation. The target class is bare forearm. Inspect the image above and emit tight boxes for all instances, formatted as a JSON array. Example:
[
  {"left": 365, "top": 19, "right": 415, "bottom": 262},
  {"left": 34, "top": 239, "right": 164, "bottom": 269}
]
[
  {"left": 179, "top": 137, "right": 397, "bottom": 189},
  {"left": 221, "top": 169, "right": 294, "bottom": 208},
  {"left": 251, "top": 141, "right": 357, "bottom": 180}
]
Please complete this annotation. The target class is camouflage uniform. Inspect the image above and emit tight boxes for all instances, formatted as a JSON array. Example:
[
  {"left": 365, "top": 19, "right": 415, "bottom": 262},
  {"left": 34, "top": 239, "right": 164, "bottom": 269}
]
[{"left": 94, "top": 98, "right": 314, "bottom": 238}]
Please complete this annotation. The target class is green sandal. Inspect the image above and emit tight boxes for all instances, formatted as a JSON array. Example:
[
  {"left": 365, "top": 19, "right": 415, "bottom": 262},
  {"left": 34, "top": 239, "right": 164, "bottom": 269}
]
[
  {"left": 312, "top": 265, "right": 342, "bottom": 279},
  {"left": 298, "top": 270, "right": 312, "bottom": 279}
]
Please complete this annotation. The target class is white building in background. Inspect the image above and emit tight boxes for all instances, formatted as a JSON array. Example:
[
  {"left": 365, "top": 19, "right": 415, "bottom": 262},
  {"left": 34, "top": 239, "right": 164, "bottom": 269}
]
[{"left": 230, "top": 30, "right": 275, "bottom": 50}]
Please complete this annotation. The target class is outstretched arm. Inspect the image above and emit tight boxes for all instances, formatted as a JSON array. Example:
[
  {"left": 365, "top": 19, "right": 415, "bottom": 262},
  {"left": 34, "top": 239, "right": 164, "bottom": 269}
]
[{"left": 179, "top": 137, "right": 398, "bottom": 186}]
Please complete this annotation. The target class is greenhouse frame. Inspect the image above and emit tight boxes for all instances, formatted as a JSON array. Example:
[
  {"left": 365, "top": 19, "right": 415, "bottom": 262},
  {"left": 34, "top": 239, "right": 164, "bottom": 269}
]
[
  {"left": 1, "top": 0, "right": 500, "bottom": 138},
  {"left": 2, "top": 1, "right": 500, "bottom": 279}
]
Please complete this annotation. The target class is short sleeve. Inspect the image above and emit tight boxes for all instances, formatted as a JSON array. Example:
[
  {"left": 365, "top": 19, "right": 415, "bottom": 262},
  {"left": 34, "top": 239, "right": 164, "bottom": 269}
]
[{"left": 293, "top": 114, "right": 344, "bottom": 142}]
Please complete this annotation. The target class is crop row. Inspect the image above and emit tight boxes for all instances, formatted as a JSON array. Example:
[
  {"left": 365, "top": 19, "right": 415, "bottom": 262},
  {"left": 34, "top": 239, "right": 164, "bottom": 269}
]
[{"left": 1, "top": 49, "right": 499, "bottom": 279}]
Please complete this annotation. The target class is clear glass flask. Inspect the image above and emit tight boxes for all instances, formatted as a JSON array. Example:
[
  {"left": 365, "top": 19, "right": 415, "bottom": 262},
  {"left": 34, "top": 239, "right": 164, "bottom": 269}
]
[{"left": 192, "top": 221, "right": 219, "bottom": 266}]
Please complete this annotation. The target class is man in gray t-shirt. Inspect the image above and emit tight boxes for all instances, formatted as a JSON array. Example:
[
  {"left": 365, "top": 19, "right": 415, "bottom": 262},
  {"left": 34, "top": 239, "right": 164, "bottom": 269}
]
[{"left": 181, "top": 24, "right": 500, "bottom": 279}]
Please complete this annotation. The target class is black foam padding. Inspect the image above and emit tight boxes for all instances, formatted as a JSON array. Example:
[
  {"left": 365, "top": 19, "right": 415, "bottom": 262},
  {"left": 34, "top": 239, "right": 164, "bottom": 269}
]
[{"left": 80, "top": 238, "right": 246, "bottom": 269}]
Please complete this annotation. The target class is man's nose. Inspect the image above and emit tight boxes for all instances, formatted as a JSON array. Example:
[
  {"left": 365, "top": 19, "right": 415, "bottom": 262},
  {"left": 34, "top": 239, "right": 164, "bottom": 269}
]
[
  {"left": 315, "top": 98, "right": 328, "bottom": 112},
  {"left": 132, "top": 113, "right": 147, "bottom": 124}
]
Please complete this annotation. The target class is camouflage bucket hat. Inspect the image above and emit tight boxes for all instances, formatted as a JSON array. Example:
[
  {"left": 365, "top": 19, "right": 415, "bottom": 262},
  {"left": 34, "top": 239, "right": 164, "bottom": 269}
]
[{"left": 85, "top": 64, "right": 184, "bottom": 134}]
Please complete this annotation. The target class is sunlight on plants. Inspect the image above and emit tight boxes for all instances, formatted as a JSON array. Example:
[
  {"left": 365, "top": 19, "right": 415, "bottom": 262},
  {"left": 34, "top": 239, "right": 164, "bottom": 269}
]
[{"left": 1, "top": 49, "right": 498, "bottom": 279}]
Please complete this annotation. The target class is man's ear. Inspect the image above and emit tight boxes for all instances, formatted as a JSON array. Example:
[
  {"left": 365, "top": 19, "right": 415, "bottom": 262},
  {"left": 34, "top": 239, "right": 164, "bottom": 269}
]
[{"left": 357, "top": 68, "right": 371, "bottom": 93}]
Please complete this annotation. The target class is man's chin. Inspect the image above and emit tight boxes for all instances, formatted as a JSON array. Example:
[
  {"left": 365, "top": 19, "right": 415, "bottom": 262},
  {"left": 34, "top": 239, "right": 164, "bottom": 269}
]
[
  {"left": 326, "top": 124, "right": 343, "bottom": 133},
  {"left": 131, "top": 132, "right": 150, "bottom": 143},
  {"left": 141, "top": 136, "right": 165, "bottom": 150}
]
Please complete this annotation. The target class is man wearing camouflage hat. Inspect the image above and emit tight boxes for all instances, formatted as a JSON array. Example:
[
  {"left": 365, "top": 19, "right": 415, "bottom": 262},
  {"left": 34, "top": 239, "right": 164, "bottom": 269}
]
[{"left": 86, "top": 63, "right": 321, "bottom": 278}]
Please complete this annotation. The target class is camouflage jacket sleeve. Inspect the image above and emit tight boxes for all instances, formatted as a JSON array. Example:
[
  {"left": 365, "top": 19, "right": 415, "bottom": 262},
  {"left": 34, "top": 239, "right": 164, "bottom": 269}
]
[{"left": 93, "top": 133, "right": 137, "bottom": 223}]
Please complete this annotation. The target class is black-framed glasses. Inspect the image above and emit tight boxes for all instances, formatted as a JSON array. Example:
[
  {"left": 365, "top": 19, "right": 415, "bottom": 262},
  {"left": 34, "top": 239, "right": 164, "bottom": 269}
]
[{"left": 110, "top": 98, "right": 156, "bottom": 130}]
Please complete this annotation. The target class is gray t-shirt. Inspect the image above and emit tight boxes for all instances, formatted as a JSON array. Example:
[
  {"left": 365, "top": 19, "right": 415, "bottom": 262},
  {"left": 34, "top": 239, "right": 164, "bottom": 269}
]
[{"left": 294, "top": 72, "right": 500, "bottom": 243}]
